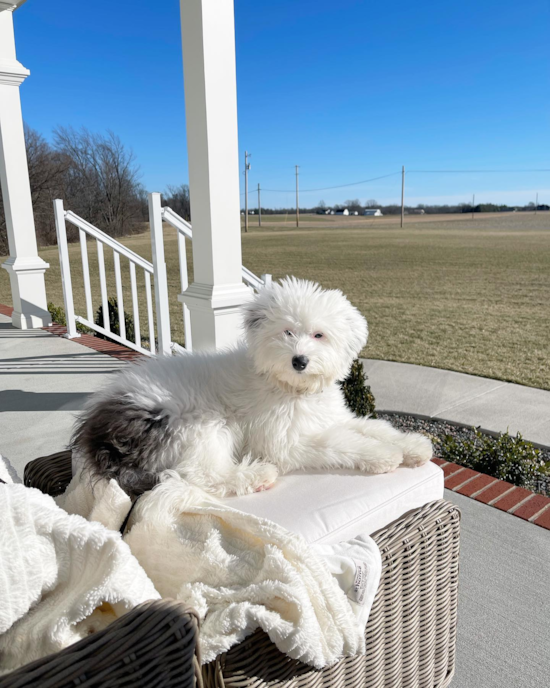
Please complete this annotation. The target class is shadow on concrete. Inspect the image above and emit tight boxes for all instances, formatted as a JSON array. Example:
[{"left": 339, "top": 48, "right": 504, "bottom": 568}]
[
  {"left": 0, "top": 389, "right": 90, "bottom": 412},
  {"left": 0, "top": 352, "right": 124, "bottom": 376}
]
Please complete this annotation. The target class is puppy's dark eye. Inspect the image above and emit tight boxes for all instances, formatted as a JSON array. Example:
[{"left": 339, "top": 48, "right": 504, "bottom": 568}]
[
  {"left": 284, "top": 330, "right": 293, "bottom": 337},
  {"left": 314, "top": 332, "right": 323, "bottom": 339}
]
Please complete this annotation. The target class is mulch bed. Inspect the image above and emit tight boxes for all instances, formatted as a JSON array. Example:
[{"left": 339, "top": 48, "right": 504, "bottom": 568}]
[{"left": 379, "top": 412, "right": 550, "bottom": 496}]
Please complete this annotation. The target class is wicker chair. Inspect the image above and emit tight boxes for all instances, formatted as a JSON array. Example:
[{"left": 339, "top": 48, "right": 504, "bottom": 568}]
[{"left": 12, "top": 451, "right": 461, "bottom": 688}]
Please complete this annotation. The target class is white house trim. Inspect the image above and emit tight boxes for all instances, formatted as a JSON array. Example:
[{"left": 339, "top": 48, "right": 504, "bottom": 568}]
[
  {"left": 178, "top": 0, "right": 251, "bottom": 351},
  {"left": 0, "top": 2, "right": 50, "bottom": 329}
]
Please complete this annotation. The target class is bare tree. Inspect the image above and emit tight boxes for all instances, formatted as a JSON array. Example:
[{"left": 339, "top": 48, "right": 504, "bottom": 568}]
[
  {"left": 364, "top": 199, "right": 378, "bottom": 208},
  {"left": 0, "top": 125, "right": 67, "bottom": 253},
  {"left": 344, "top": 199, "right": 362, "bottom": 212},
  {"left": 25, "top": 127, "right": 68, "bottom": 245},
  {"left": 163, "top": 184, "right": 191, "bottom": 221},
  {"left": 54, "top": 126, "right": 145, "bottom": 237}
]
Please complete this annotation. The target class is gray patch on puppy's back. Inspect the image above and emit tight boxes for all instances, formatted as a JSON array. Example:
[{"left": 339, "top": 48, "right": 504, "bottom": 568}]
[{"left": 72, "top": 395, "right": 173, "bottom": 497}]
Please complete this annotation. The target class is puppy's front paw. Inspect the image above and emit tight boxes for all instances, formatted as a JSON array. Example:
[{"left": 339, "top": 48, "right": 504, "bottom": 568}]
[
  {"left": 253, "top": 463, "right": 279, "bottom": 492},
  {"left": 357, "top": 443, "right": 404, "bottom": 475},
  {"left": 400, "top": 432, "right": 433, "bottom": 468},
  {"left": 233, "top": 460, "right": 279, "bottom": 495}
]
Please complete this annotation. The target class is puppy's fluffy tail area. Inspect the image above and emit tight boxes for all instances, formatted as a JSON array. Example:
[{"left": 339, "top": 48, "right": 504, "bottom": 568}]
[
  {"left": 71, "top": 394, "right": 173, "bottom": 498},
  {"left": 135, "top": 470, "right": 218, "bottom": 523}
]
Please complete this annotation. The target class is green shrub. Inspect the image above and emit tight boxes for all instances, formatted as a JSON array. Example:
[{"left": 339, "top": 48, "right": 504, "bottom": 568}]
[
  {"left": 47, "top": 302, "right": 66, "bottom": 327},
  {"left": 47, "top": 302, "right": 92, "bottom": 334},
  {"left": 440, "top": 428, "right": 550, "bottom": 492},
  {"left": 95, "top": 297, "right": 135, "bottom": 343},
  {"left": 340, "top": 359, "right": 377, "bottom": 417}
]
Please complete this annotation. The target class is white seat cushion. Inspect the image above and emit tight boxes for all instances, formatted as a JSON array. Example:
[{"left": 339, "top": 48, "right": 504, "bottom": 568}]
[{"left": 225, "top": 461, "right": 444, "bottom": 545}]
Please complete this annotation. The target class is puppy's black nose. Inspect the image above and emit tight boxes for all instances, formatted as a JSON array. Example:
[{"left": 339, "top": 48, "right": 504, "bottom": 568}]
[{"left": 292, "top": 355, "right": 309, "bottom": 371}]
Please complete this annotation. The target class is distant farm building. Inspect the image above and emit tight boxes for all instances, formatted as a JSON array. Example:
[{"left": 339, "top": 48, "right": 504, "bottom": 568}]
[
  {"left": 363, "top": 209, "right": 383, "bottom": 216},
  {"left": 334, "top": 208, "right": 350, "bottom": 216},
  {"left": 410, "top": 208, "right": 425, "bottom": 215}
]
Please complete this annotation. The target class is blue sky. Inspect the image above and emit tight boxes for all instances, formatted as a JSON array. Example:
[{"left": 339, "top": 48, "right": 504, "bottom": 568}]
[{"left": 14, "top": 0, "right": 550, "bottom": 208}]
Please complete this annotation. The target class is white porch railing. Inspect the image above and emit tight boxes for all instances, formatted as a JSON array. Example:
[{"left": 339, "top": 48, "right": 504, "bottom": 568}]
[
  {"left": 54, "top": 195, "right": 271, "bottom": 357},
  {"left": 149, "top": 192, "right": 272, "bottom": 353},
  {"left": 54, "top": 199, "right": 164, "bottom": 356}
]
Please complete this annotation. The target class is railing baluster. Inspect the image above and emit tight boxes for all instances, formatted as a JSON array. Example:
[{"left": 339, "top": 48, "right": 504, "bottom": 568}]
[
  {"left": 144, "top": 270, "right": 156, "bottom": 355},
  {"left": 79, "top": 229, "right": 93, "bottom": 322},
  {"left": 53, "top": 199, "right": 80, "bottom": 339},
  {"left": 129, "top": 261, "right": 141, "bottom": 347},
  {"left": 177, "top": 230, "right": 192, "bottom": 351},
  {"left": 113, "top": 251, "right": 126, "bottom": 341},
  {"left": 96, "top": 240, "right": 110, "bottom": 332},
  {"left": 149, "top": 192, "right": 172, "bottom": 355}
]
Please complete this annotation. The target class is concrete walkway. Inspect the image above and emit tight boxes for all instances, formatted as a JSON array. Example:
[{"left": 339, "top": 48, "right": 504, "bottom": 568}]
[
  {"left": 362, "top": 359, "right": 550, "bottom": 447},
  {"left": 0, "top": 314, "right": 125, "bottom": 477},
  {"left": 445, "top": 489, "right": 550, "bottom": 688}
]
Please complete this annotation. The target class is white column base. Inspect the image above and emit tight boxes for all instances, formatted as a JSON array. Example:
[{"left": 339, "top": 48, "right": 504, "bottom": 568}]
[
  {"left": 1, "top": 255, "right": 52, "bottom": 329},
  {"left": 179, "top": 281, "right": 252, "bottom": 351}
]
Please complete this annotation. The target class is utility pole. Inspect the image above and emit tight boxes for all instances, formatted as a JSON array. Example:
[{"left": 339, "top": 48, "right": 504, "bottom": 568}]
[
  {"left": 257, "top": 183, "right": 261, "bottom": 227},
  {"left": 472, "top": 194, "right": 475, "bottom": 220},
  {"left": 295, "top": 165, "right": 300, "bottom": 227},
  {"left": 535, "top": 192, "right": 538, "bottom": 215},
  {"left": 244, "top": 150, "right": 251, "bottom": 233},
  {"left": 400, "top": 165, "right": 405, "bottom": 228}
]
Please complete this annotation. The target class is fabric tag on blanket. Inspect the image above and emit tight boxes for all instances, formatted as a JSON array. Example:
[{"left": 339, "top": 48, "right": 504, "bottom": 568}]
[
  {"left": 311, "top": 535, "right": 382, "bottom": 632},
  {"left": 350, "top": 560, "right": 369, "bottom": 605}
]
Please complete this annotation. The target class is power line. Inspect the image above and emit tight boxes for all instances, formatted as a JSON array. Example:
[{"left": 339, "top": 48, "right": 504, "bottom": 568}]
[
  {"left": 408, "top": 169, "right": 550, "bottom": 173},
  {"left": 261, "top": 171, "right": 400, "bottom": 194},
  {"left": 239, "top": 168, "right": 550, "bottom": 197}
]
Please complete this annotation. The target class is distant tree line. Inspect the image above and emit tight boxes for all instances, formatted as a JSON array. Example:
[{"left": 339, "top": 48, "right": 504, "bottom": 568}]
[{"left": 247, "top": 199, "right": 548, "bottom": 215}]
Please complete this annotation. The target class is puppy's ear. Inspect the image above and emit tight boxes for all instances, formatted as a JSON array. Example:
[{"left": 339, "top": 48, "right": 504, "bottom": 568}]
[
  {"left": 344, "top": 303, "right": 369, "bottom": 355},
  {"left": 244, "top": 303, "right": 267, "bottom": 331},
  {"left": 243, "top": 292, "right": 271, "bottom": 332}
]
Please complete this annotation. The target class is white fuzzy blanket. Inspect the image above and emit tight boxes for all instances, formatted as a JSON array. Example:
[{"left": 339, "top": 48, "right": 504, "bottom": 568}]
[
  {"left": 61, "top": 472, "right": 381, "bottom": 669},
  {"left": 0, "top": 475, "right": 159, "bottom": 674}
]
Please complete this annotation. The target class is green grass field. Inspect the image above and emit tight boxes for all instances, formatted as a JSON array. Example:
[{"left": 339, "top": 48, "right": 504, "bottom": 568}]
[{"left": 1, "top": 212, "right": 549, "bottom": 390}]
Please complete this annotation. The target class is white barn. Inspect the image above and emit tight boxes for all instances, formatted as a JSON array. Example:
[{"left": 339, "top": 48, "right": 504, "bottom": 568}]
[
  {"left": 334, "top": 208, "right": 349, "bottom": 216},
  {"left": 363, "top": 209, "right": 383, "bottom": 216}
]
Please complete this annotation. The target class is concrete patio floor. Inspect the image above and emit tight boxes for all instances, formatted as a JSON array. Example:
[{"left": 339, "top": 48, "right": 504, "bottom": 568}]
[
  {"left": 1, "top": 316, "right": 549, "bottom": 687},
  {"left": 0, "top": 313, "right": 125, "bottom": 476}
]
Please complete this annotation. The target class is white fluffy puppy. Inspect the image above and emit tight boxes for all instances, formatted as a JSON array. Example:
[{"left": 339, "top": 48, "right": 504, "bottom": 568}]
[{"left": 73, "top": 277, "right": 432, "bottom": 498}]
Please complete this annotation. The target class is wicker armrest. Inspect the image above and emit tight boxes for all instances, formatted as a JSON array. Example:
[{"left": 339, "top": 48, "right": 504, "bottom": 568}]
[
  {"left": 0, "top": 599, "right": 202, "bottom": 688},
  {"left": 24, "top": 450, "right": 73, "bottom": 496}
]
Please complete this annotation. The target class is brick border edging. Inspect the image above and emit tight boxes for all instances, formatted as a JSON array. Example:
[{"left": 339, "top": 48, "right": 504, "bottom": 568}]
[
  {"left": 432, "top": 458, "right": 550, "bottom": 530},
  {"left": 2, "top": 303, "right": 549, "bottom": 530}
]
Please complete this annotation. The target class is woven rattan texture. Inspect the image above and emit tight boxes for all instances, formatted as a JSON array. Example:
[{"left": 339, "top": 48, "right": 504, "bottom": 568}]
[
  {"left": 22, "top": 452, "right": 460, "bottom": 688},
  {"left": 0, "top": 600, "right": 202, "bottom": 688},
  {"left": 24, "top": 449, "right": 73, "bottom": 496}
]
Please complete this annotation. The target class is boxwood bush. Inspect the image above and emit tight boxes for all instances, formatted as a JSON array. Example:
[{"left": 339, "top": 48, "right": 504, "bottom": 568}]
[
  {"left": 47, "top": 302, "right": 92, "bottom": 334},
  {"left": 440, "top": 428, "right": 550, "bottom": 494},
  {"left": 340, "top": 359, "right": 377, "bottom": 417},
  {"left": 95, "top": 297, "right": 135, "bottom": 343}
]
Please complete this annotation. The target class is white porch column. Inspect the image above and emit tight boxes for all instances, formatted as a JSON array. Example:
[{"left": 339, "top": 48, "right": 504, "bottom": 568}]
[
  {"left": 179, "top": 0, "right": 251, "bottom": 351},
  {"left": 0, "top": 2, "right": 50, "bottom": 328}
]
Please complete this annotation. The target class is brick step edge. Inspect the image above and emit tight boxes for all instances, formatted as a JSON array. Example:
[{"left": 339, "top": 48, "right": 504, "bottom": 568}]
[
  {"left": 432, "top": 458, "right": 550, "bottom": 530},
  {"left": 2, "top": 304, "right": 548, "bottom": 530}
]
